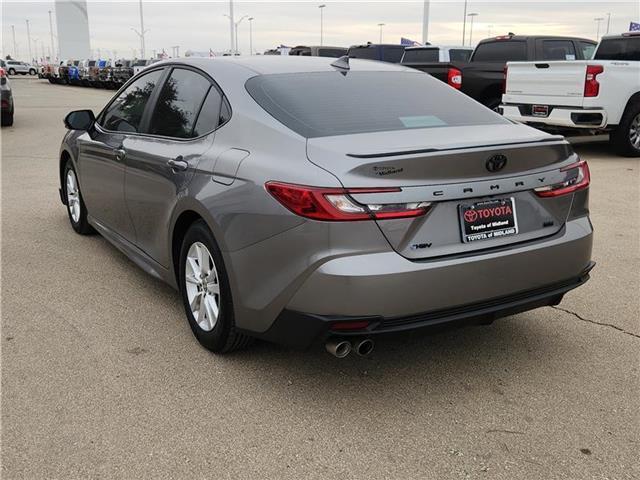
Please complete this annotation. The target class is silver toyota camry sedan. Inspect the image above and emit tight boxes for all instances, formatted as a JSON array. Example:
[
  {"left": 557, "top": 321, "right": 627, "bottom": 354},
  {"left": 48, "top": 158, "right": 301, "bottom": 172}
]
[{"left": 58, "top": 56, "right": 594, "bottom": 357}]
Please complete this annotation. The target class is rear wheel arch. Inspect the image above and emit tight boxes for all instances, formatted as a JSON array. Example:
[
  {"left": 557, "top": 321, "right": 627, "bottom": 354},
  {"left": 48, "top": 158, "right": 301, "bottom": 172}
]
[{"left": 620, "top": 92, "right": 640, "bottom": 121}]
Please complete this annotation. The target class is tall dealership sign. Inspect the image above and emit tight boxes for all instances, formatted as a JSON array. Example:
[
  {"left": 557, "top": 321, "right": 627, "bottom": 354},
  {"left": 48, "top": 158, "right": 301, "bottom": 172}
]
[{"left": 55, "top": 0, "right": 91, "bottom": 59}]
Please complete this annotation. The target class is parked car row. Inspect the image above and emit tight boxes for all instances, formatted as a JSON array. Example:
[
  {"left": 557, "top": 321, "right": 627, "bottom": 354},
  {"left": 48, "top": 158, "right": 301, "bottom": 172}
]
[{"left": 40, "top": 58, "right": 159, "bottom": 89}]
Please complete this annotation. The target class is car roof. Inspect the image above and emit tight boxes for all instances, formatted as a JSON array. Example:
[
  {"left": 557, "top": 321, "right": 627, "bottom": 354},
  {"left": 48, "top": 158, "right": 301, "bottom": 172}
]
[
  {"left": 478, "top": 35, "right": 596, "bottom": 44},
  {"left": 405, "top": 45, "right": 472, "bottom": 50},
  {"left": 154, "top": 55, "right": 415, "bottom": 76}
]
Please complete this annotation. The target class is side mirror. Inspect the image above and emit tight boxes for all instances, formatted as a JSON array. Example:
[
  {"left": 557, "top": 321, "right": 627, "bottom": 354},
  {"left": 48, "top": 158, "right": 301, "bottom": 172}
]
[{"left": 64, "top": 109, "right": 95, "bottom": 131}]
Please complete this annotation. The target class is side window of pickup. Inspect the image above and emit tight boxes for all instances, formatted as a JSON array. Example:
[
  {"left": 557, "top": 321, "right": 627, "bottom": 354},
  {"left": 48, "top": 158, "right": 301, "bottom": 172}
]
[
  {"left": 579, "top": 42, "right": 596, "bottom": 60},
  {"left": 472, "top": 41, "right": 527, "bottom": 62},
  {"left": 542, "top": 40, "right": 576, "bottom": 60}
]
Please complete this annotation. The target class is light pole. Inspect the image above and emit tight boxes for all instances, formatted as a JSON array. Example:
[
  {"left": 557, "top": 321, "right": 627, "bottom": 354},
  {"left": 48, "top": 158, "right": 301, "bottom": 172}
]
[
  {"left": 26, "top": 19, "right": 32, "bottom": 62},
  {"left": 467, "top": 13, "right": 479, "bottom": 46},
  {"left": 318, "top": 4, "right": 326, "bottom": 46},
  {"left": 11, "top": 25, "right": 17, "bottom": 59},
  {"left": 462, "top": 0, "right": 468, "bottom": 45},
  {"left": 378, "top": 23, "right": 385, "bottom": 43},
  {"left": 606, "top": 12, "right": 611, "bottom": 34},
  {"left": 48, "top": 10, "right": 55, "bottom": 61},
  {"left": 422, "top": 0, "right": 430, "bottom": 45},
  {"left": 487, "top": 24, "right": 493, "bottom": 37},
  {"left": 131, "top": 0, "right": 148, "bottom": 59},
  {"left": 248, "top": 17, "right": 254, "bottom": 55},
  {"left": 594, "top": 17, "right": 604, "bottom": 40},
  {"left": 228, "top": 0, "right": 235, "bottom": 54},
  {"left": 224, "top": 14, "right": 247, "bottom": 55}
]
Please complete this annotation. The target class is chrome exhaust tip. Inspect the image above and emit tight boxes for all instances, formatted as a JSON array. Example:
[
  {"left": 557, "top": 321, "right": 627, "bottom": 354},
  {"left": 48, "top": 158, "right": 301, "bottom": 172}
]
[
  {"left": 325, "top": 338, "right": 352, "bottom": 358},
  {"left": 354, "top": 338, "right": 374, "bottom": 357}
]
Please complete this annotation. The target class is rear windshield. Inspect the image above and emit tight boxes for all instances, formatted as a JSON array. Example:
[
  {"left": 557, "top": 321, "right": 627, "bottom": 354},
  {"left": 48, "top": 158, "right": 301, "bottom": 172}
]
[
  {"left": 449, "top": 49, "right": 472, "bottom": 61},
  {"left": 245, "top": 71, "right": 508, "bottom": 138},
  {"left": 381, "top": 46, "right": 406, "bottom": 63},
  {"left": 402, "top": 49, "right": 439, "bottom": 63},
  {"left": 348, "top": 47, "right": 379, "bottom": 60},
  {"left": 594, "top": 37, "right": 640, "bottom": 61},
  {"left": 472, "top": 41, "right": 527, "bottom": 62},
  {"left": 318, "top": 48, "right": 347, "bottom": 58}
]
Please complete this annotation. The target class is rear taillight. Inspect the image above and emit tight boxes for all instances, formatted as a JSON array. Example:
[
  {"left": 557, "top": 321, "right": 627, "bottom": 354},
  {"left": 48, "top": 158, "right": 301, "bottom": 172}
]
[
  {"left": 0, "top": 68, "right": 6, "bottom": 78},
  {"left": 584, "top": 65, "right": 603, "bottom": 97},
  {"left": 265, "top": 182, "right": 431, "bottom": 221},
  {"left": 502, "top": 65, "right": 508, "bottom": 94},
  {"left": 447, "top": 67, "right": 462, "bottom": 89},
  {"left": 534, "top": 160, "right": 590, "bottom": 197}
]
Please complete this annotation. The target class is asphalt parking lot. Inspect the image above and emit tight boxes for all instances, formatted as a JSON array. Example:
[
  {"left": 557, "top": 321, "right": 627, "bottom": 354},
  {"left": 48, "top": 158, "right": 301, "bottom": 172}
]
[{"left": 1, "top": 77, "right": 639, "bottom": 479}]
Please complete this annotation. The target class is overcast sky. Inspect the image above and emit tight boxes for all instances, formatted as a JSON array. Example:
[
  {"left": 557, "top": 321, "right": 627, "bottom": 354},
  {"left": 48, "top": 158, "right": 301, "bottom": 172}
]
[{"left": 2, "top": 0, "right": 638, "bottom": 59}]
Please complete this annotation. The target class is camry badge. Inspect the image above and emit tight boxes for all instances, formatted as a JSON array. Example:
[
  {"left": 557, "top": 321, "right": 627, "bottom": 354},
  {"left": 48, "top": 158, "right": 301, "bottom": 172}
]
[{"left": 486, "top": 154, "right": 508, "bottom": 173}]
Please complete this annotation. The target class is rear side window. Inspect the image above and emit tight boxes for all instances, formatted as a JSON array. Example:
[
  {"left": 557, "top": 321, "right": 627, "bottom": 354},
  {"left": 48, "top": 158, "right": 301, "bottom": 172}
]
[
  {"left": 402, "top": 49, "right": 439, "bottom": 63},
  {"left": 381, "top": 46, "right": 405, "bottom": 63},
  {"left": 449, "top": 49, "right": 472, "bottom": 61},
  {"left": 192, "top": 87, "right": 224, "bottom": 137},
  {"left": 100, "top": 69, "right": 162, "bottom": 132},
  {"left": 579, "top": 42, "right": 596, "bottom": 59},
  {"left": 594, "top": 37, "right": 640, "bottom": 61},
  {"left": 542, "top": 40, "right": 576, "bottom": 60},
  {"left": 348, "top": 47, "right": 379, "bottom": 60},
  {"left": 246, "top": 71, "right": 508, "bottom": 138},
  {"left": 472, "top": 41, "right": 527, "bottom": 62},
  {"left": 148, "top": 68, "right": 211, "bottom": 138}
]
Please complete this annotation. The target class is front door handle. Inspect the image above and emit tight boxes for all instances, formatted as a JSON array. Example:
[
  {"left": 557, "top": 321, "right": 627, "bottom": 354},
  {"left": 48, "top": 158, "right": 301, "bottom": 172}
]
[
  {"left": 167, "top": 157, "right": 188, "bottom": 172},
  {"left": 114, "top": 148, "right": 126, "bottom": 162}
]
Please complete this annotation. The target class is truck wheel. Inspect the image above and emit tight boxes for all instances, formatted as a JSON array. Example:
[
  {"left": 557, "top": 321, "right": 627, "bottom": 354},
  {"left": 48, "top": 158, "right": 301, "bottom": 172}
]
[
  {"left": 1, "top": 111, "right": 14, "bottom": 127},
  {"left": 610, "top": 102, "right": 640, "bottom": 157}
]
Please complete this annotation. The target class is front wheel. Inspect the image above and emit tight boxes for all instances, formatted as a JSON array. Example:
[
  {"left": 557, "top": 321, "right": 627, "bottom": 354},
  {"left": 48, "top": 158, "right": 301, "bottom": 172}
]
[
  {"left": 610, "top": 103, "right": 640, "bottom": 157},
  {"left": 179, "top": 221, "right": 252, "bottom": 353},
  {"left": 63, "top": 162, "right": 94, "bottom": 234},
  {"left": 29, "top": 69, "right": 36, "bottom": 75}
]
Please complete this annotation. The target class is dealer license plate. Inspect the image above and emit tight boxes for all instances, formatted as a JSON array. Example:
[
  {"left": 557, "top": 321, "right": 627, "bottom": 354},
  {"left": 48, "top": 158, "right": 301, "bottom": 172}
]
[{"left": 459, "top": 198, "right": 518, "bottom": 243}]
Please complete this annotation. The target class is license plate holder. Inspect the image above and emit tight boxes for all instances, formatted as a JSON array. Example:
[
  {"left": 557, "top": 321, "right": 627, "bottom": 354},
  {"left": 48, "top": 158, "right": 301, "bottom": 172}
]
[{"left": 459, "top": 198, "right": 518, "bottom": 243}]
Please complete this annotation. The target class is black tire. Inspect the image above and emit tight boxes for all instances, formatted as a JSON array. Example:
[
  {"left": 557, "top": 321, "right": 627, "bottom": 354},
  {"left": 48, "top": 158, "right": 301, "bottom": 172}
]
[
  {"left": 8, "top": 68, "right": 16, "bottom": 75},
  {"left": 179, "top": 220, "right": 252, "bottom": 353},
  {"left": 485, "top": 98, "right": 502, "bottom": 112},
  {"left": 48, "top": 77, "right": 55, "bottom": 84},
  {"left": 63, "top": 161, "right": 94, "bottom": 235},
  {"left": 610, "top": 102, "right": 640, "bottom": 157},
  {"left": 1, "top": 112, "right": 13, "bottom": 127},
  {"left": 29, "top": 69, "right": 36, "bottom": 75}
]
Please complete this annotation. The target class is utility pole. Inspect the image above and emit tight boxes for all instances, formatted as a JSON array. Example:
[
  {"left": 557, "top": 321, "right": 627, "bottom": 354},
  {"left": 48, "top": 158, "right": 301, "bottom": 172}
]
[
  {"left": 467, "top": 13, "right": 479, "bottom": 46},
  {"left": 48, "top": 10, "right": 55, "bottom": 61},
  {"left": 462, "top": 0, "right": 468, "bottom": 45},
  {"left": 377, "top": 23, "right": 385, "bottom": 44},
  {"left": 422, "top": 0, "right": 430, "bottom": 45},
  {"left": 26, "top": 19, "right": 32, "bottom": 62},
  {"left": 11, "top": 25, "right": 17, "bottom": 59},
  {"left": 248, "top": 17, "right": 254, "bottom": 55},
  {"left": 318, "top": 4, "right": 326, "bottom": 46},
  {"left": 606, "top": 12, "right": 611, "bottom": 35},
  {"left": 228, "top": 0, "right": 235, "bottom": 54}
]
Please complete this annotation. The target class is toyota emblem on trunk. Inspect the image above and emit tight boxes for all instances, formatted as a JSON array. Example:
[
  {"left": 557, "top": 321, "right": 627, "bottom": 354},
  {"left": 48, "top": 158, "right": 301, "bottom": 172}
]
[{"left": 486, "top": 154, "right": 507, "bottom": 173}]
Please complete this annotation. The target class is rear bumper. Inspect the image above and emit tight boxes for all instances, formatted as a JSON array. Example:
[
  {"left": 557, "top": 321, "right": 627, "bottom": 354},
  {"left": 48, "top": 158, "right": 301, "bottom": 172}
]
[
  {"left": 501, "top": 104, "right": 608, "bottom": 129},
  {"left": 248, "top": 215, "right": 593, "bottom": 348},
  {"left": 255, "top": 262, "right": 594, "bottom": 349}
]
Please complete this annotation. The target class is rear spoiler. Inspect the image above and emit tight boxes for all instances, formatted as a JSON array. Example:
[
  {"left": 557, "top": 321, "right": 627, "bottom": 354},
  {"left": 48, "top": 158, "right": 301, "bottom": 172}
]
[{"left": 346, "top": 136, "right": 566, "bottom": 159}]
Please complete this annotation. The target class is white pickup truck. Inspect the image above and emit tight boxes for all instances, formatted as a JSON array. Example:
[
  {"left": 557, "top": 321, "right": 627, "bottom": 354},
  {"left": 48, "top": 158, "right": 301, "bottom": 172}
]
[{"left": 501, "top": 32, "right": 640, "bottom": 156}]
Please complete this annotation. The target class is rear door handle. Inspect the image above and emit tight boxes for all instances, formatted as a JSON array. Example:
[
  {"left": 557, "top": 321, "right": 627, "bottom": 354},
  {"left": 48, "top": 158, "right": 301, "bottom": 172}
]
[
  {"left": 114, "top": 148, "right": 126, "bottom": 162},
  {"left": 167, "top": 157, "right": 188, "bottom": 172}
]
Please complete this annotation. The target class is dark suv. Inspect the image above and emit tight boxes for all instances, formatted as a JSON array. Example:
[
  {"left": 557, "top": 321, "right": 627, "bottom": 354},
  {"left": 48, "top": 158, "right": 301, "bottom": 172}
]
[{"left": 347, "top": 43, "right": 407, "bottom": 63}]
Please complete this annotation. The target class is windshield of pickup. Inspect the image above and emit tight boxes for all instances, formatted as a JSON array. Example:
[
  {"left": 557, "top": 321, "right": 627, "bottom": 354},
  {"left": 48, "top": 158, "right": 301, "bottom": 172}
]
[
  {"left": 595, "top": 37, "right": 640, "bottom": 61},
  {"left": 246, "top": 71, "right": 508, "bottom": 138}
]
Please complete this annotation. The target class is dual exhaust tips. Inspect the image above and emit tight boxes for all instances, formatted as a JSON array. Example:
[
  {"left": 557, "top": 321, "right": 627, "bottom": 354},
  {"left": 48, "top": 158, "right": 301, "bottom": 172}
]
[{"left": 326, "top": 338, "right": 374, "bottom": 358}]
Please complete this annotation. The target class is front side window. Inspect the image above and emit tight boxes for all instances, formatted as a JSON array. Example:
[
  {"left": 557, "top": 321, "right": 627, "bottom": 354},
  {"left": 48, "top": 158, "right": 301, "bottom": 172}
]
[
  {"left": 148, "top": 68, "right": 211, "bottom": 138},
  {"left": 246, "top": 71, "right": 508, "bottom": 138},
  {"left": 542, "top": 40, "right": 576, "bottom": 60},
  {"left": 472, "top": 41, "right": 527, "bottom": 62},
  {"left": 579, "top": 42, "right": 596, "bottom": 59},
  {"left": 100, "top": 69, "right": 162, "bottom": 132}
]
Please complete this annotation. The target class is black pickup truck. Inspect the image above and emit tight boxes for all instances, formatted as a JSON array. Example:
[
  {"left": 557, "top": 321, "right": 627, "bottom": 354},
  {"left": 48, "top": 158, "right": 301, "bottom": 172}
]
[{"left": 402, "top": 34, "right": 597, "bottom": 110}]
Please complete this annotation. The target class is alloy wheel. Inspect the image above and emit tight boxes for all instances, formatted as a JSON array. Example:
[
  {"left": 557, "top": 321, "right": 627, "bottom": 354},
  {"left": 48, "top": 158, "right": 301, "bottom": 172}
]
[
  {"left": 66, "top": 169, "right": 81, "bottom": 223},
  {"left": 630, "top": 113, "right": 640, "bottom": 150},
  {"left": 185, "top": 242, "right": 220, "bottom": 332}
]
